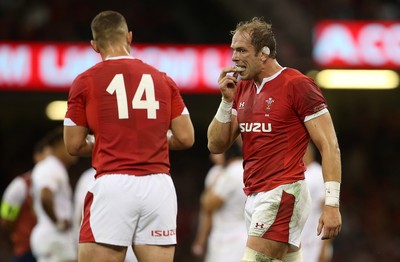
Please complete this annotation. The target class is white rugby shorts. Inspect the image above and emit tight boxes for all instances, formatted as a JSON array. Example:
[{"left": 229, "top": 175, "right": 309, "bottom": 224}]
[
  {"left": 245, "top": 180, "right": 311, "bottom": 247},
  {"left": 79, "top": 174, "right": 177, "bottom": 246}
]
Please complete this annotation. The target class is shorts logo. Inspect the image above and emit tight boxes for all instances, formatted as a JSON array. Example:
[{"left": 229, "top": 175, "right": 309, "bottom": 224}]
[
  {"left": 151, "top": 229, "right": 176, "bottom": 237},
  {"left": 255, "top": 223, "right": 265, "bottom": 228}
]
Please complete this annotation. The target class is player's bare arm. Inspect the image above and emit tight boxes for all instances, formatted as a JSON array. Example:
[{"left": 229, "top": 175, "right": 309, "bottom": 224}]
[
  {"left": 64, "top": 125, "right": 94, "bottom": 157},
  {"left": 201, "top": 190, "right": 224, "bottom": 213},
  {"left": 305, "top": 112, "right": 342, "bottom": 240},
  {"left": 41, "top": 187, "right": 70, "bottom": 231},
  {"left": 168, "top": 114, "right": 194, "bottom": 150}
]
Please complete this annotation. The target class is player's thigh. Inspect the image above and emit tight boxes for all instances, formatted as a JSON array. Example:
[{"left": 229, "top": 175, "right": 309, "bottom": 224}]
[
  {"left": 78, "top": 242, "right": 127, "bottom": 262},
  {"left": 133, "top": 244, "right": 175, "bottom": 262},
  {"left": 247, "top": 235, "right": 289, "bottom": 259}
]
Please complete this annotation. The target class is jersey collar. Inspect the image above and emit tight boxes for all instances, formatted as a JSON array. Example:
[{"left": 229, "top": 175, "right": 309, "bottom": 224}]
[
  {"left": 105, "top": 56, "right": 135, "bottom": 61},
  {"left": 254, "top": 67, "right": 287, "bottom": 94}
]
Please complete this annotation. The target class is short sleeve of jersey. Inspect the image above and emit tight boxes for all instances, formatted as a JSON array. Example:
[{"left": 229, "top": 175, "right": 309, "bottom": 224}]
[
  {"left": 289, "top": 76, "right": 327, "bottom": 121},
  {"left": 1, "top": 177, "right": 27, "bottom": 206},
  {"left": 166, "top": 75, "right": 188, "bottom": 119},
  {"left": 65, "top": 74, "right": 88, "bottom": 127}
]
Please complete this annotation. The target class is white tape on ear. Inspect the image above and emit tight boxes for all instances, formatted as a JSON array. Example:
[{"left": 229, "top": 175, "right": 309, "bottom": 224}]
[{"left": 262, "top": 46, "right": 270, "bottom": 55}]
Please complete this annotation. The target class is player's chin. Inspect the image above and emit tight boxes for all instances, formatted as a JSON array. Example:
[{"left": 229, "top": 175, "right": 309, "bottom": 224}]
[{"left": 238, "top": 72, "right": 248, "bottom": 80}]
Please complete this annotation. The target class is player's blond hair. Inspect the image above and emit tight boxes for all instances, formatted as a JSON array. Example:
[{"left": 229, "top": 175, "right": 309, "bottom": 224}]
[{"left": 231, "top": 17, "right": 277, "bottom": 59}]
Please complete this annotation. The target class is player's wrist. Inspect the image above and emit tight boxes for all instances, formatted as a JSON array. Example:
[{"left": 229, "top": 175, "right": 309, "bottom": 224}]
[
  {"left": 215, "top": 99, "right": 233, "bottom": 123},
  {"left": 325, "top": 181, "right": 340, "bottom": 208}
]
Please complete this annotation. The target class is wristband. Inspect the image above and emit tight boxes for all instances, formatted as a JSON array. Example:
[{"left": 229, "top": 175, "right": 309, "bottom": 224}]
[
  {"left": 325, "top": 181, "right": 340, "bottom": 207},
  {"left": 215, "top": 99, "right": 233, "bottom": 123}
]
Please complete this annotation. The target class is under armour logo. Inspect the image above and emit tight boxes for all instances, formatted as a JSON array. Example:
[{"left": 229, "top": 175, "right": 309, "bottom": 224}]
[{"left": 255, "top": 223, "right": 265, "bottom": 228}]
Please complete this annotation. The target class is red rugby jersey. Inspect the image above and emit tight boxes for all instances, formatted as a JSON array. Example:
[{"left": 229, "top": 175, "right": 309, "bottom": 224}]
[
  {"left": 65, "top": 57, "right": 187, "bottom": 177},
  {"left": 233, "top": 68, "right": 327, "bottom": 195}
]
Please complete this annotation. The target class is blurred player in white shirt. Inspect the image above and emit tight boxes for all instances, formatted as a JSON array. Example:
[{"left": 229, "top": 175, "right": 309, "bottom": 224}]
[
  {"left": 192, "top": 141, "right": 247, "bottom": 262},
  {"left": 1, "top": 138, "right": 51, "bottom": 262},
  {"left": 191, "top": 153, "right": 225, "bottom": 257},
  {"left": 301, "top": 143, "right": 333, "bottom": 262},
  {"left": 30, "top": 127, "right": 78, "bottom": 262}
]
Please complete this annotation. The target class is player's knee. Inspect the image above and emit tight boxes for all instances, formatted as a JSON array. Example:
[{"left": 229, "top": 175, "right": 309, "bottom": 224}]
[
  {"left": 241, "top": 247, "right": 282, "bottom": 262},
  {"left": 284, "top": 248, "right": 303, "bottom": 262}
]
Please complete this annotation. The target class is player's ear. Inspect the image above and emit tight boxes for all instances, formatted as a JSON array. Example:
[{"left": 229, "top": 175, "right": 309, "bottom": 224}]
[
  {"left": 261, "top": 46, "right": 270, "bottom": 62},
  {"left": 90, "top": 40, "right": 99, "bottom": 53},
  {"left": 127, "top": 31, "right": 133, "bottom": 45}
]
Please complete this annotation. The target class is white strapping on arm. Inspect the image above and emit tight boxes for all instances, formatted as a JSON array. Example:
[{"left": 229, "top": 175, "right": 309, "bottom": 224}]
[
  {"left": 304, "top": 108, "right": 328, "bottom": 122},
  {"left": 325, "top": 181, "right": 340, "bottom": 207},
  {"left": 215, "top": 99, "right": 233, "bottom": 123}
]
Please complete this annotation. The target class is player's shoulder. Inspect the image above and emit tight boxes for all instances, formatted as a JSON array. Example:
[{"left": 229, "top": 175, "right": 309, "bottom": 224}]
[
  {"left": 282, "top": 68, "right": 310, "bottom": 82},
  {"left": 5, "top": 176, "right": 26, "bottom": 190},
  {"left": 32, "top": 156, "right": 62, "bottom": 176}
]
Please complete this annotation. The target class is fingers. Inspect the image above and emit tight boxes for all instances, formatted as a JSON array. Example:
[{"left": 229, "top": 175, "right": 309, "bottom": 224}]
[
  {"left": 318, "top": 207, "right": 342, "bottom": 240},
  {"left": 318, "top": 217, "right": 341, "bottom": 240},
  {"left": 218, "top": 67, "right": 240, "bottom": 89},
  {"left": 317, "top": 219, "right": 323, "bottom": 236},
  {"left": 219, "top": 66, "right": 237, "bottom": 79},
  {"left": 321, "top": 224, "right": 341, "bottom": 240}
]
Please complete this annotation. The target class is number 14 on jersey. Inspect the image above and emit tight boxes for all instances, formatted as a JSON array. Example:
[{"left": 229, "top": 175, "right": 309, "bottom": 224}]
[{"left": 106, "top": 73, "right": 160, "bottom": 119}]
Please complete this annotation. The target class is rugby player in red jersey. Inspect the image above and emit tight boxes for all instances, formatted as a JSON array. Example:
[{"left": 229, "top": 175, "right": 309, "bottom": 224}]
[
  {"left": 64, "top": 10, "right": 194, "bottom": 262},
  {"left": 208, "top": 17, "right": 342, "bottom": 262}
]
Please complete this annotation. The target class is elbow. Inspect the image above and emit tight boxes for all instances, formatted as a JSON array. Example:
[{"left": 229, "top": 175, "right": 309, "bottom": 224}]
[
  {"left": 171, "top": 132, "right": 195, "bottom": 150},
  {"left": 65, "top": 143, "right": 82, "bottom": 156},
  {"left": 180, "top": 134, "right": 195, "bottom": 149},
  {"left": 179, "top": 128, "right": 195, "bottom": 149},
  {"left": 207, "top": 142, "right": 218, "bottom": 154},
  {"left": 207, "top": 141, "right": 225, "bottom": 154}
]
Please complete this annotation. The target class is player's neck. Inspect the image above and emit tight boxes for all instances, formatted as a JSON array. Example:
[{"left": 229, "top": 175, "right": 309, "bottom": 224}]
[
  {"left": 102, "top": 45, "right": 131, "bottom": 60},
  {"left": 254, "top": 60, "right": 283, "bottom": 86}
]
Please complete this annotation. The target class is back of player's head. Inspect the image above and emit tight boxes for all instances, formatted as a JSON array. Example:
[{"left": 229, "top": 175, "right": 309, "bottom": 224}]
[
  {"left": 33, "top": 134, "right": 52, "bottom": 163},
  {"left": 33, "top": 137, "right": 49, "bottom": 154},
  {"left": 43, "top": 126, "right": 64, "bottom": 149},
  {"left": 91, "top": 10, "right": 128, "bottom": 50}
]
